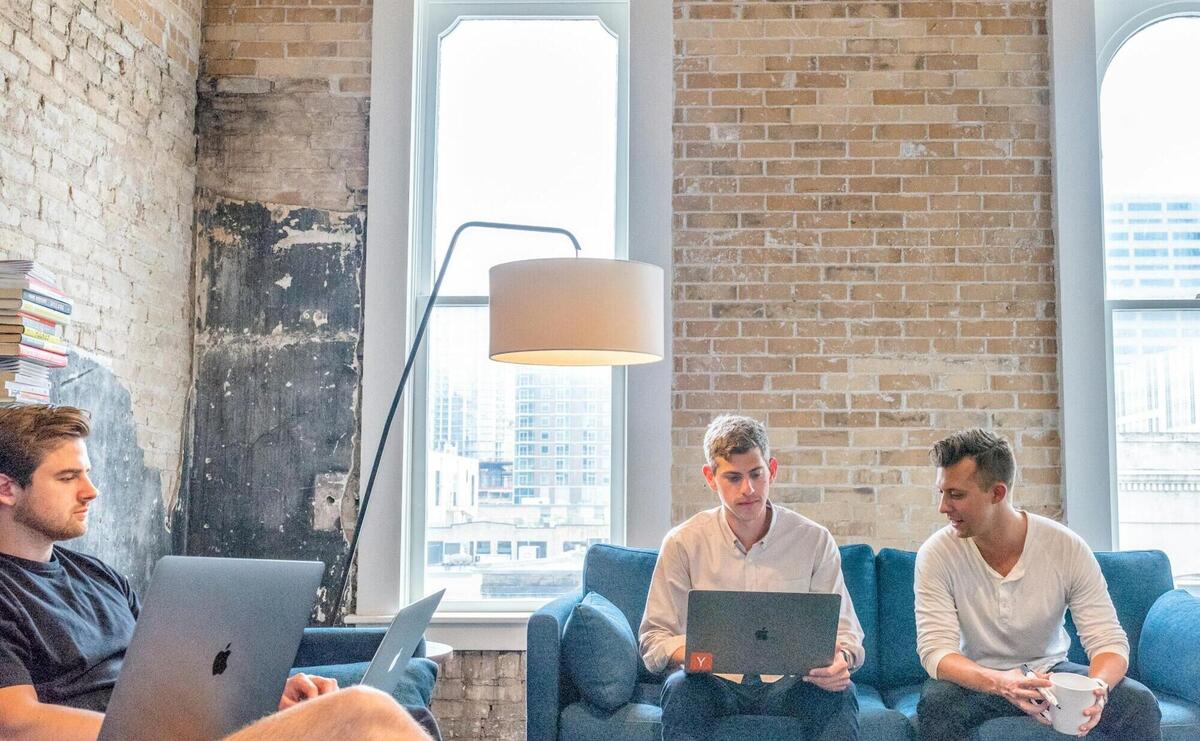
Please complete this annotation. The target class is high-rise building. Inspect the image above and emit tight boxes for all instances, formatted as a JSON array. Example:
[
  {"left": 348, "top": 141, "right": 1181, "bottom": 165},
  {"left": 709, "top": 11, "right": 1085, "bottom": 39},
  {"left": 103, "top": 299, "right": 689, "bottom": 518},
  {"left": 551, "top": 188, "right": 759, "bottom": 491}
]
[{"left": 1105, "top": 197, "right": 1200, "bottom": 584}]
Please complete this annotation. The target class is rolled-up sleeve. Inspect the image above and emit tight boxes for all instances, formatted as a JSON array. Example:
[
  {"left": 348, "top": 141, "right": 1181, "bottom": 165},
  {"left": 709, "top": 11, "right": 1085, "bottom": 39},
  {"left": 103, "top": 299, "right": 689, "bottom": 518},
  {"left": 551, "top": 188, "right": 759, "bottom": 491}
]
[
  {"left": 915, "top": 546, "right": 961, "bottom": 679},
  {"left": 1068, "top": 541, "right": 1130, "bottom": 664},
  {"left": 638, "top": 536, "right": 691, "bottom": 674},
  {"left": 810, "top": 532, "right": 866, "bottom": 671}
]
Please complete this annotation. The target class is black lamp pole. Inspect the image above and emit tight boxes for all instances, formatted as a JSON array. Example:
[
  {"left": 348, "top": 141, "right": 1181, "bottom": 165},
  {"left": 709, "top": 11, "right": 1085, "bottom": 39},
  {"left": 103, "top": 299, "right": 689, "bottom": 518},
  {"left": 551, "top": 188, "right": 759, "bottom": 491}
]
[{"left": 328, "top": 221, "right": 582, "bottom": 624}]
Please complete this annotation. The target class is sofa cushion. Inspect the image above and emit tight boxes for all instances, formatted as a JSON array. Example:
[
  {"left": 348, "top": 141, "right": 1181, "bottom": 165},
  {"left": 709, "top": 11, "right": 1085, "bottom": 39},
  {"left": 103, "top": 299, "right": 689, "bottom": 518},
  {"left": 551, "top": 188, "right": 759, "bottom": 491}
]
[
  {"left": 1138, "top": 590, "right": 1200, "bottom": 705},
  {"left": 857, "top": 683, "right": 917, "bottom": 741},
  {"left": 839, "top": 544, "right": 880, "bottom": 687},
  {"left": 1064, "top": 550, "right": 1173, "bottom": 681},
  {"left": 559, "top": 701, "right": 661, "bottom": 741},
  {"left": 582, "top": 544, "right": 660, "bottom": 681},
  {"left": 876, "top": 548, "right": 925, "bottom": 688},
  {"left": 881, "top": 683, "right": 921, "bottom": 723},
  {"left": 1154, "top": 690, "right": 1200, "bottom": 741},
  {"left": 563, "top": 592, "right": 639, "bottom": 710}
]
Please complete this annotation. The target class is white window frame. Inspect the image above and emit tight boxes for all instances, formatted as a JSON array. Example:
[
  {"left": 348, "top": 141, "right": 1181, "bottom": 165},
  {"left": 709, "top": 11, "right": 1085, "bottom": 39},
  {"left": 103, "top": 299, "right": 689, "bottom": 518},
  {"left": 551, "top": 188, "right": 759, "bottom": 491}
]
[
  {"left": 355, "top": 0, "right": 671, "bottom": 648},
  {"left": 1051, "top": 0, "right": 1200, "bottom": 549}
]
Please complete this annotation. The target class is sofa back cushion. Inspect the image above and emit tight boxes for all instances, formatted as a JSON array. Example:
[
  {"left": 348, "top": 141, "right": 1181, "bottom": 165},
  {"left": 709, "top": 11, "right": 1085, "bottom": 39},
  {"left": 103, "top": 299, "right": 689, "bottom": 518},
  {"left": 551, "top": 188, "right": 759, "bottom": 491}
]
[
  {"left": 562, "top": 592, "right": 640, "bottom": 710},
  {"left": 876, "top": 548, "right": 925, "bottom": 688},
  {"left": 1064, "top": 550, "right": 1173, "bottom": 681},
  {"left": 582, "top": 544, "right": 660, "bottom": 679},
  {"left": 837, "top": 544, "right": 880, "bottom": 686},
  {"left": 1137, "top": 589, "right": 1200, "bottom": 705}
]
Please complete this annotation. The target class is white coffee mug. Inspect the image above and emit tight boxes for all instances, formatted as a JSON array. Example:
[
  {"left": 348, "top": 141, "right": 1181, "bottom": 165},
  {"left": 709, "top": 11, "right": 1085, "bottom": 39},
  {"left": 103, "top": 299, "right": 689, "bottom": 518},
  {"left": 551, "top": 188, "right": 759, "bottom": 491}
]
[{"left": 1046, "top": 672, "right": 1103, "bottom": 735}]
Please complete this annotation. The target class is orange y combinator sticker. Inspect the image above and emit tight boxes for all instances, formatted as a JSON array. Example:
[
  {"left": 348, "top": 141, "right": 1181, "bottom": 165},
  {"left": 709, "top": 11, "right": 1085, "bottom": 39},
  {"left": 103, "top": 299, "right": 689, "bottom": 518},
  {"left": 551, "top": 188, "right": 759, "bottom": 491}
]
[{"left": 687, "top": 652, "right": 714, "bottom": 673}]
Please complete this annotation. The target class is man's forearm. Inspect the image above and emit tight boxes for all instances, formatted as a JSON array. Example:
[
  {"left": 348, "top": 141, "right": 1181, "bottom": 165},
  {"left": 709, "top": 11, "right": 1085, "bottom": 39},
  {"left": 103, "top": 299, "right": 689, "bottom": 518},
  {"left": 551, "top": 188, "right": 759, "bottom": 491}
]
[
  {"left": 0, "top": 702, "right": 102, "bottom": 741},
  {"left": 1088, "top": 652, "right": 1128, "bottom": 688},
  {"left": 933, "top": 653, "right": 1003, "bottom": 694}
]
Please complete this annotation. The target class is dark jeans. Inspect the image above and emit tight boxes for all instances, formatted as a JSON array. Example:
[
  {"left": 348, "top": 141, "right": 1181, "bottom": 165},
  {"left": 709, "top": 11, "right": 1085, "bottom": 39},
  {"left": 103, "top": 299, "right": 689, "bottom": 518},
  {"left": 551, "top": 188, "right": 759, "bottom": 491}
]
[
  {"left": 405, "top": 706, "right": 443, "bottom": 741},
  {"left": 659, "top": 671, "right": 859, "bottom": 741},
  {"left": 916, "top": 661, "right": 1161, "bottom": 741}
]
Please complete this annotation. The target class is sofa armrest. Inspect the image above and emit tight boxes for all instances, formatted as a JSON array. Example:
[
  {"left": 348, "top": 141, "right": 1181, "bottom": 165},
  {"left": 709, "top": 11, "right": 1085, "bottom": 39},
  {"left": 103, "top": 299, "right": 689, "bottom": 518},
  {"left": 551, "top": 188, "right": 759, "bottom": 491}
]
[
  {"left": 293, "top": 627, "right": 388, "bottom": 667},
  {"left": 527, "top": 592, "right": 584, "bottom": 741},
  {"left": 1137, "top": 589, "right": 1200, "bottom": 705},
  {"left": 294, "top": 627, "right": 429, "bottom": 667}
]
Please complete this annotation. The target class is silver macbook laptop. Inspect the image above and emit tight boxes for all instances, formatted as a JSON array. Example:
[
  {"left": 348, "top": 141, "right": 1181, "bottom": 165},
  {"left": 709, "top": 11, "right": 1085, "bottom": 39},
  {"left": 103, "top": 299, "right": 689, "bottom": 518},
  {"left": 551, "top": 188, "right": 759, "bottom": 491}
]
[
  {"left": 684, "top": 590, "right": 841, "bottom": 676},
  {"left": 360, "top": 589, "right": 445, "bottom": 693},
  {"left": 98, "top": 556, "right": 324, "bottom": 741}
]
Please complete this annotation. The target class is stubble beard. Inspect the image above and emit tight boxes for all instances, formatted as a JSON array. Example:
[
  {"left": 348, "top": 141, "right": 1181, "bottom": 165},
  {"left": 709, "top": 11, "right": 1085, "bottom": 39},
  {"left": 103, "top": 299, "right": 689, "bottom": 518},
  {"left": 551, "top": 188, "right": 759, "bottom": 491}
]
[{"left": 13, "top": 500, "right": 87, "bottom": 542}]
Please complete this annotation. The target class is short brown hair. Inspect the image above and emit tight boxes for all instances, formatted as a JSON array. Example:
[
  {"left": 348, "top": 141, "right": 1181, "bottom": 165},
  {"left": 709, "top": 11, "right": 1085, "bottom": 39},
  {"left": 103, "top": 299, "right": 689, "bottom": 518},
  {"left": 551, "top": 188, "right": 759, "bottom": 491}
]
[
  {"left": 703, "top": 415, "right": 770, "bottom": 468},
  {"left": 0, "top": 404, "right": 91, "bottom": 487},
  {"left": 930, "top": 428, "right": 1015, "bottom": 490}
]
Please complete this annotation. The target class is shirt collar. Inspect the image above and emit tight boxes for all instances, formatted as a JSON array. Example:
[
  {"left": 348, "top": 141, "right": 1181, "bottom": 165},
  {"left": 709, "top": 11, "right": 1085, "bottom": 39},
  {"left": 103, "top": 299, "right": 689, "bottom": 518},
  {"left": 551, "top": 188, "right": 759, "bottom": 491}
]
[{"left": 718, "top": 502, "right": 777, "bottom": 553}]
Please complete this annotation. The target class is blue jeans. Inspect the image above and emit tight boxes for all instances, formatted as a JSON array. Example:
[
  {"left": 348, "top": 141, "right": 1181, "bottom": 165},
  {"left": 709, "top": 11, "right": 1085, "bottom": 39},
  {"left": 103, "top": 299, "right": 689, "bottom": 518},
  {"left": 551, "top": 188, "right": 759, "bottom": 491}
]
[
  {"left": 659, "top": 671, "right": 859, "bottom": 741},
  {"left": 916, "top": 661, "right": 1162, "bottom": 741}
]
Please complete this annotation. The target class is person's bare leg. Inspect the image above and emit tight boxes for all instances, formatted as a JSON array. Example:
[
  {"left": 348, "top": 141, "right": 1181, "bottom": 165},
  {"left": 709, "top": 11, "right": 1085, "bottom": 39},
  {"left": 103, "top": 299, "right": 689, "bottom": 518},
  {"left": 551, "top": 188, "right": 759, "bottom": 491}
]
[{"left": 222, "top": 685, "right": 433, "bottom": 741}]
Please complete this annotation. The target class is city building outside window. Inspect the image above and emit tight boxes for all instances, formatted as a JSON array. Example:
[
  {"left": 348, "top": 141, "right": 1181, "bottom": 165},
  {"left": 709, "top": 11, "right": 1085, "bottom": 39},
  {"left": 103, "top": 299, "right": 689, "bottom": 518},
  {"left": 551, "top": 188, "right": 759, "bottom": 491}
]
[
  {"left": 1100, "top": 15, "right": 1200, "bottom": 590},
  {"left": 408, "top": 0, "right": 629, "bottom": 608}
]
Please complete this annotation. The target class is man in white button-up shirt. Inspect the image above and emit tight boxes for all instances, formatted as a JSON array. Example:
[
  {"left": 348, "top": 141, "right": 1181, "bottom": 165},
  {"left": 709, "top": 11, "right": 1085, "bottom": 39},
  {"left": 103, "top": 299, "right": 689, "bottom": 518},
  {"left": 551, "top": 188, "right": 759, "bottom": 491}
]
[
  {"left": 914, "top": 429, "right": 1161, "bottom": 741},
  {"left": 639, "top": 415, "right": 864, "bottom": 741}
]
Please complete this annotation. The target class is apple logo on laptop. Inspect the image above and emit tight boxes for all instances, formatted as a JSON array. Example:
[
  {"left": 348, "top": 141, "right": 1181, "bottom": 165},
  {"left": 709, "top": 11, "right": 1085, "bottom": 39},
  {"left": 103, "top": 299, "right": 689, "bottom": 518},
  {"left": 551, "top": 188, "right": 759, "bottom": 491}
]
[
  {"left": 755, "top": 628, "right": 769, "bottom": 641},
  {"left": 212, "top": 643, "right": 232, "bottom": 675}
]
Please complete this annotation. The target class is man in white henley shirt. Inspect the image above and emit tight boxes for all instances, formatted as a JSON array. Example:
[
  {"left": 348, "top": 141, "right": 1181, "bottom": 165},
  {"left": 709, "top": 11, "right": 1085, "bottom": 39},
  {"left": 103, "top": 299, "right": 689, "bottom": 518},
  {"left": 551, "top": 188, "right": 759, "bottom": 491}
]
[
  {"left": 639, "top": 415, "right": 864, "bottom": 741},
  {"left": 914, "top": 428, "right": 1161, "bottom": 740}
]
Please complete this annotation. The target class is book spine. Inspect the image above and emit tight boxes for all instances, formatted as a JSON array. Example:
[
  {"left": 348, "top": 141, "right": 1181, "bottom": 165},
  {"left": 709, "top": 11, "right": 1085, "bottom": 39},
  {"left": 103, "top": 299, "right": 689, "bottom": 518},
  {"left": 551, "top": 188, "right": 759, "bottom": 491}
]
[
  {"left": 0, "top": 275, "right": 66, "bottom": 298},
  {"left": 19, "top": 312, "right": 60, "bottom": 334},
  {"left": 4, "top": 380, "right": 50, "bottom": 395},
  {"left": 21, "top": 326, "right": 63, "bottom": 343},
  {"left": 17, "top": 301, "right": 70, "bottom": 325},
  {"left": 21, "top": 289, "right": 72, "bottom": 315},
  {"left": 16, "top": 343, "right": 67, "bottom": 367},
  {"left": 19, "top": 335, "right": 67, "bottom": 354}
]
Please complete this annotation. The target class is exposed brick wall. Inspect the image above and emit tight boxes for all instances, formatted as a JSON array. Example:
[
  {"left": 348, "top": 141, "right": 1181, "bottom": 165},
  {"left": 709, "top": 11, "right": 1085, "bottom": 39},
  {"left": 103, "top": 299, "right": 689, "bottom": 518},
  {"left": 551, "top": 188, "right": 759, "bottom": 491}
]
[
  {"left": 200, "top": 0, "right": 370, "bottom": 94},
  {"left": 0, "top": 0, "right": 199, "bottom": 578},
  {"left": 431, "top": 651, "right": 526, "bottom": 741},
  {"left": 671, "top": 0, "right": 1059, "bottom": 548}
]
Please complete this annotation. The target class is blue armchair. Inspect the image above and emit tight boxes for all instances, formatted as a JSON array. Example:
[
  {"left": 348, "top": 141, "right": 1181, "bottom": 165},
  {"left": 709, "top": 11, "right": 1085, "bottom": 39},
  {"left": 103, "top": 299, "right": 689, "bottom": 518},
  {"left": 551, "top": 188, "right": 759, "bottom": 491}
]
[{"left": 528, "top": 543, "right": 1200, "bottom": 741}]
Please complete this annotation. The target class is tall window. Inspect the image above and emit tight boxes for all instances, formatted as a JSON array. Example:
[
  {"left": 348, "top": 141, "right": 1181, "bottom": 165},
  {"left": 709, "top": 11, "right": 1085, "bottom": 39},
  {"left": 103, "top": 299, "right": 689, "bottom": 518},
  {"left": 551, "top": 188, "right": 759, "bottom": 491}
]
[
  {"left": 1100, "top": 17, "right": 1200, "bottom": 591},
  {"left": 409, "top": 1, "right": 629, "bottom": 608}
]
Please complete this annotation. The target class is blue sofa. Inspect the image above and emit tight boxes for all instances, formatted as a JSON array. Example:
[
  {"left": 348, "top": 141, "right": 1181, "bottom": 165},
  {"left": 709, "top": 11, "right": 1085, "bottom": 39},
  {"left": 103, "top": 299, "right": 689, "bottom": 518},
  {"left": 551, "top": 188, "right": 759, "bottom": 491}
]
[
  {"left": 290, "top": 627, "right": 441, "bottom": 737},
  {"left": 528, "top": 543, "right": 1200, "bottom": 741}
]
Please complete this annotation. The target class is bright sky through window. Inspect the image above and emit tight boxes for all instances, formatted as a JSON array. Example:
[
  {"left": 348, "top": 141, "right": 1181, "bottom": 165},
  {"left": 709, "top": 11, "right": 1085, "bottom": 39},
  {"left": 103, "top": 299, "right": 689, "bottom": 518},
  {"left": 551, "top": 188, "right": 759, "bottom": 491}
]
[
  {"left": 1100, "top": 18, "right": 1200, "bottom": 199},
  {"left": 432, "top": 19, "right": 618, "bottom": 296}
]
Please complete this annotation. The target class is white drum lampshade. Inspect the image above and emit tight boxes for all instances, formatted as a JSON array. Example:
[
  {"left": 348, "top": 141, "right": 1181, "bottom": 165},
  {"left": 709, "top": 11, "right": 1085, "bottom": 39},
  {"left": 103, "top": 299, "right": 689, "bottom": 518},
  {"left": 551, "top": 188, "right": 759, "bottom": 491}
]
[{"left": 489, "top": 257, "right": 664, "bottom": 365}]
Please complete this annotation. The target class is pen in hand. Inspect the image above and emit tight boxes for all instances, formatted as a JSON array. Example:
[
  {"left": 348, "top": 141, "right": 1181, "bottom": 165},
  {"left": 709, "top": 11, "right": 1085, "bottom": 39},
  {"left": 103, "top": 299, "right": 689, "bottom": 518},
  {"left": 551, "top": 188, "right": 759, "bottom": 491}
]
[{"left": 1021, "top": 663, "right": 1060, "bottom": 708}]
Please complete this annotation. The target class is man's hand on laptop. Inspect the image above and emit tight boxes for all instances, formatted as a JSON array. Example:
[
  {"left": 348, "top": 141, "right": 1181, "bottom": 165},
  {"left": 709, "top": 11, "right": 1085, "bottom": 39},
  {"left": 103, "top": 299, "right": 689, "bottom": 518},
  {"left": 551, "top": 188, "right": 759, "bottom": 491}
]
[
  {"left": 802, "top": 644, "right": 852, "bottom": 692},
  {"left": 669, "top": 643, "right": 687, "bottom": 669},
  {"left": 278, "top": 673, "right": 339, "bottom": 711}
]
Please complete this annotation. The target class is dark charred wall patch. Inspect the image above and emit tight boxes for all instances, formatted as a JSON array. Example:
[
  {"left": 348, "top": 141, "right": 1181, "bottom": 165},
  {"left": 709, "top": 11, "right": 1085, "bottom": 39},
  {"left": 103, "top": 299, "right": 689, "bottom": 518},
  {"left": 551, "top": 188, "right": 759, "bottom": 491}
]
[
  {"left": 52, "top": 352, "right": 174, "bottom": 593},
  {"left": 188, "top": 193, "right": 363, "bottom": 620}
]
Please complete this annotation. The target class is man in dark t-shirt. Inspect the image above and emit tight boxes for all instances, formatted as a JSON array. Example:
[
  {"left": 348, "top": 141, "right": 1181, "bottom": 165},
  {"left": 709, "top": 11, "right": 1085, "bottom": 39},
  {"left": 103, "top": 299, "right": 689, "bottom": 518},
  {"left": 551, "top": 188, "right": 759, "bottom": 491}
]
[
  {"left": 0, "top": 403, "right": 431, "bottom": 741},
  {"left": 0, "top": 545, "right": 138, "bottom": 711}
]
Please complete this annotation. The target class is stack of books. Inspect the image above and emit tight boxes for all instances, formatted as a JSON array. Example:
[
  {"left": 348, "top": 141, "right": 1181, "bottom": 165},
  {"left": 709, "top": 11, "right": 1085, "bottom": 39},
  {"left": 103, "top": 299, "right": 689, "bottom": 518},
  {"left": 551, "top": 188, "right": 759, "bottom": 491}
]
[{"left": 0, "top": 260, "right": 73, "bottom": 403}]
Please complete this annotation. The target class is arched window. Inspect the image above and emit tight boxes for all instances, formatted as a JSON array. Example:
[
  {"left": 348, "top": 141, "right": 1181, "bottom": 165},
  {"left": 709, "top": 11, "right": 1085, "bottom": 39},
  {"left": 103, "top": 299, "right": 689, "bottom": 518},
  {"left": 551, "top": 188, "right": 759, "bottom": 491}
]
[{"left": 1100, "top": 16, "right": 1200, "bottom": 590}]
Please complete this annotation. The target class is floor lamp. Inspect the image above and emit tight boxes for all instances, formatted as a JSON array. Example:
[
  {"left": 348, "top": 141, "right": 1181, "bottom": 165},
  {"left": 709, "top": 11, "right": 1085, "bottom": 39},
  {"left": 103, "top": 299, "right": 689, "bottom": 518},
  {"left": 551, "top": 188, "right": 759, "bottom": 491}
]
[{"left": 328, "top": 220, "right": 664, "bottom": 623}]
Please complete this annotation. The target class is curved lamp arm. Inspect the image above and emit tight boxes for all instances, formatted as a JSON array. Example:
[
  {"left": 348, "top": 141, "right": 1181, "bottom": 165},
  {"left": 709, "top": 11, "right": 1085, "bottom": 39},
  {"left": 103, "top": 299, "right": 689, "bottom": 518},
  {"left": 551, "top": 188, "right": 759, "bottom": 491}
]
[{"left": 328, "top": 221, "right": 581, "bottom": 623}]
